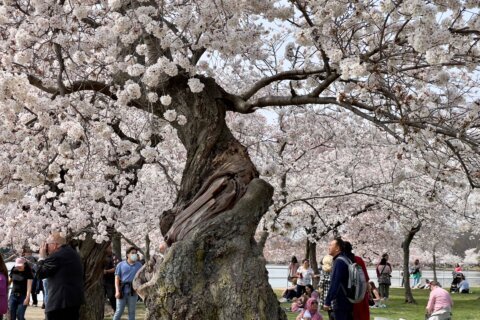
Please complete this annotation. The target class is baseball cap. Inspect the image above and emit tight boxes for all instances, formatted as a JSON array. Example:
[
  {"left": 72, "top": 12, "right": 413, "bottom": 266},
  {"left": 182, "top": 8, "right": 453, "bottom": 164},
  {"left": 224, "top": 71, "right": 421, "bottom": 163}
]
[{"left": 15, "top": 257, "right": 26, "bottom": 267}]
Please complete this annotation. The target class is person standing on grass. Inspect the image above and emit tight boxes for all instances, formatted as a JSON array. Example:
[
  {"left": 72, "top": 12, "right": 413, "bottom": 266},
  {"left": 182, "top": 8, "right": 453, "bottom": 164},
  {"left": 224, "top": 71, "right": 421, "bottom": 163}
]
[
  {"left": 411, "top": 259, "right": 422, "bottom": 288},
  {"left": 296, "top": 259, "right": 319, "bottom": 297},
  {"left": 288, "top": 256, "right": 300, "bottom": 283},
  {"left": 376, "top": 256, "right": 392, "bottom": 304},
  {"left": 113, "top": 247, "right": 142, "bottom": 320},
  {"left": 426, "top": 281, "right": 453, "bottom": 320},
  {"left": 323, "top": 238, "right": 353, "bottom": 320},
  {"left": 37, "top": 232, "right": 85, "bottom": 320},
  {"left": 344, "top": 241, "right": 370, "bottom": 320}
]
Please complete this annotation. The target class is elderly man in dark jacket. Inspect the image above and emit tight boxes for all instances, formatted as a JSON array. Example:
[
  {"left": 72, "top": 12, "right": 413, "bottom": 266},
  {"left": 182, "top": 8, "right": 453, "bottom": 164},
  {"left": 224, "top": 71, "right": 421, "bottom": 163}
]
[
  {"left": 323, "top": 238, "right": 353, "bottom": 320},
  {"left": 36, "top": 232, "right": 85, "bottom": 320}
]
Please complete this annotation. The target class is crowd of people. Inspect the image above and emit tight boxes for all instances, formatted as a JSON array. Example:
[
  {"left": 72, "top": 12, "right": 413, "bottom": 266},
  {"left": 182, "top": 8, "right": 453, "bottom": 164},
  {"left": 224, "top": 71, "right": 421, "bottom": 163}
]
[
  {"left": 0, "top": 232, "right": 158, "bottom": 320},
  {"left": 280, "top": 238, "right": 464, "bottom": 320},
  {"left": 0, "top": 233, "right": 471, "bottom": 320}
]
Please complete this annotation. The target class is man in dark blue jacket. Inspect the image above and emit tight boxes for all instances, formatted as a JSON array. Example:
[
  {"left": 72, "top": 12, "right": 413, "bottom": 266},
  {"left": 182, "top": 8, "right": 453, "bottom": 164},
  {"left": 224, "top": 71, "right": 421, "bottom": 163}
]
[
  {"left": 323, "top": 238, "right": 353, "bottom": 320},
  {"left": 37, "top": 232, "right": 85, "bottom": 320}
]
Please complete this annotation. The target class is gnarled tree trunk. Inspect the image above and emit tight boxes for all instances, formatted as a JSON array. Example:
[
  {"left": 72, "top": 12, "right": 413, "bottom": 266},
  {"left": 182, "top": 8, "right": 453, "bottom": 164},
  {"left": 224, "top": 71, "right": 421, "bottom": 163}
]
[
  {"left": 78, "top": 234, "right": 110, "bottom": 320},
  {"left": 137, "top": 76, "right": 286, "bottom": 319},
  {"left": 402, "top": 222, "right": 422, "bottom": 304}
]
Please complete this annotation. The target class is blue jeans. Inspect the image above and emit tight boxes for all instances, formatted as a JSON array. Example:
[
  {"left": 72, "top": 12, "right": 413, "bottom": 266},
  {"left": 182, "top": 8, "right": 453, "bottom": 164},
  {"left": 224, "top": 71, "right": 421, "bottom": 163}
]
[
  {"left": 43, "top": 279, "right": 48, "bottom": 305},
  {"left": 9, "top": 294, "right": 27, "bottom": 320},
  {"left": 112, "top": 294, "right": 138, "bottom": 320},
  {"left": 412, "top": 277, "right": 420, "bottom": 287}
]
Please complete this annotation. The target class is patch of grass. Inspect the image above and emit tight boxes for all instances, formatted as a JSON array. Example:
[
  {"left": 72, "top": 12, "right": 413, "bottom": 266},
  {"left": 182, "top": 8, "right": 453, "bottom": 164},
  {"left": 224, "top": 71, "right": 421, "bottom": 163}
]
[{"left": 275, "top": 288, "right": 480, "bottom": 320}]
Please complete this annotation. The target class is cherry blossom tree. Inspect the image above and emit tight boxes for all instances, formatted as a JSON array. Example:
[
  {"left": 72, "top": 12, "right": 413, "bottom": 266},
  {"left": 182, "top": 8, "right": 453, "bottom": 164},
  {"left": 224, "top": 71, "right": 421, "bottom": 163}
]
[{"left": 1, "top": 0, "right": 479, "bottom": 318}]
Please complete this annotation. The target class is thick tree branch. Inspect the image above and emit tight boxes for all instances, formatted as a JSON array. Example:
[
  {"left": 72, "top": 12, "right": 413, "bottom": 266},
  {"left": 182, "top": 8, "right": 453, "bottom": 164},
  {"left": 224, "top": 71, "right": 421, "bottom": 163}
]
[
  {"left": 241, "top": 68, "right": 326, "bottom": 100},
  {"left": 308, "top": 73, "right": 340, "bottom": 97},
  {"left": 449, "top": 27, "right": 480, "bottom": 36}
]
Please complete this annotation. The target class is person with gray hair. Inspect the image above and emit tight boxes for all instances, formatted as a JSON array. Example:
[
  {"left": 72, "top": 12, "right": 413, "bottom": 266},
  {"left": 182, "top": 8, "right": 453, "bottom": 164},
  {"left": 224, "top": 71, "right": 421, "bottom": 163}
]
[{"left": 37, "top": 232, "right": 85, "bottom": 320}]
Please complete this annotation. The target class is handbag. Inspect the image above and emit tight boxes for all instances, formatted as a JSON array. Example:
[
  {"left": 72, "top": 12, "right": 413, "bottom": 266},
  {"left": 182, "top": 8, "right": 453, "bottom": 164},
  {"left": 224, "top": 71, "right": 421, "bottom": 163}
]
[
  {"left": 378, "top": 265, "right": 391, "bottom": 285},
  {"left": 379, "top": 273, "right": 391, "bottom": 285}
]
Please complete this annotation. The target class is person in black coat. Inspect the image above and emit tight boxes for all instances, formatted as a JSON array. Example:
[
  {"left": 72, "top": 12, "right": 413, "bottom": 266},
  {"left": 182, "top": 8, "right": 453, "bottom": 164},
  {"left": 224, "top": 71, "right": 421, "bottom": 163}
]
[{"left": 36, "top": 232, "right": 85, "bottom": 320}]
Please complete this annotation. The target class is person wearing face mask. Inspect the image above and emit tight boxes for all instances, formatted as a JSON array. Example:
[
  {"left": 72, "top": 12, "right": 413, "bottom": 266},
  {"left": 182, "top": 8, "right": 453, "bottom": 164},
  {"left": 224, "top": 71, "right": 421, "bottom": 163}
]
[
  {"left": 113, "top": 247, "right": 143, "bottom": 320},
  {"left": 36, "top": 232, "right": 85, "bottom": 320}
]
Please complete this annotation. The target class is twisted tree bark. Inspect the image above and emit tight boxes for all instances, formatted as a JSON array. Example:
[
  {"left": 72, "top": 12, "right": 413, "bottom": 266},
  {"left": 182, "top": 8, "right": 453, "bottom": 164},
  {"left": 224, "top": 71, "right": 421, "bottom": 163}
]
[{"left": 136, "top": 75, "right": 286, "bottom": 319}]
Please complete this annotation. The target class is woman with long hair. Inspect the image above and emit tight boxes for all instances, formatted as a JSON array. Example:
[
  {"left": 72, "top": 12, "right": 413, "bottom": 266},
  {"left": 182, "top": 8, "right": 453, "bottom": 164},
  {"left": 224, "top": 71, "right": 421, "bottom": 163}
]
[
  {"left": 344, "top": 241, "right": 370, "bottom": 320},
  {"left": 376, "top": 257, "right": 392, "bottom": 304},
  {"left": 288, "top": 256, "right": 299, "bottom": 283},
  {"left": 0, "top": 253, "right": 8, "bottom": 320},
  {"left": 368, "top": 281, "right": 384, "bottom": 308}
]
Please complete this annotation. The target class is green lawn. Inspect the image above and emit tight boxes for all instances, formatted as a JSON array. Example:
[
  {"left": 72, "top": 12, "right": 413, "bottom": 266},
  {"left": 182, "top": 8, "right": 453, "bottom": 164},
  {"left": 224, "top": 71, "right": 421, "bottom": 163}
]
[
  {"left": 276, "top": 287, "right": 480, "bottom": 320},
  {"left": 104, "top": 288, "right": 479, "bottom": 319}
]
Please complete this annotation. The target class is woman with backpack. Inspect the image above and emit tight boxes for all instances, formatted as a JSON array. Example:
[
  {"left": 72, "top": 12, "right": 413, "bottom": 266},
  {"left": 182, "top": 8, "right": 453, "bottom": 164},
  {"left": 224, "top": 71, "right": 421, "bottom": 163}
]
[{"left": 344, "top": 242, "right": 370, "bottom": 320}]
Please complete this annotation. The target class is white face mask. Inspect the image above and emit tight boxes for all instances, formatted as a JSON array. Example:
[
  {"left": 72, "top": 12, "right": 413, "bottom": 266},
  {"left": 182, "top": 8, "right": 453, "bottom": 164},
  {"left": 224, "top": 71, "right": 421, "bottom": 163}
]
[{"left": 130, "top": 253, "right": 138, "bottom": 262}]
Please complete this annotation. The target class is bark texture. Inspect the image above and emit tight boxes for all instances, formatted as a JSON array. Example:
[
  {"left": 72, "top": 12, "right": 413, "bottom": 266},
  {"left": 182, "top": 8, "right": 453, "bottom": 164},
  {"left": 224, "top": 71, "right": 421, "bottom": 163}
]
[
  {"left": 144, "top": 179, "right": 286, "bottom": 319},
  {"left": 78, "top": 234, "right": 110, "bottom": 320},
  {"left": 137, "top": 76, "right": 286, "bottom": 319}
]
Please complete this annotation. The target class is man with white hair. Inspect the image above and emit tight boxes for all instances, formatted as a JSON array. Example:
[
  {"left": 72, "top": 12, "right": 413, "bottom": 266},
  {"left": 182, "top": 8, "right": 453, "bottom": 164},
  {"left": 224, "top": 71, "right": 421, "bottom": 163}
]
[
  {"left": 37, "top": 232, "right": 85, "bottom": 320},
  {"left": 426, "top": 281, "right": 453, "bottom": 320}
]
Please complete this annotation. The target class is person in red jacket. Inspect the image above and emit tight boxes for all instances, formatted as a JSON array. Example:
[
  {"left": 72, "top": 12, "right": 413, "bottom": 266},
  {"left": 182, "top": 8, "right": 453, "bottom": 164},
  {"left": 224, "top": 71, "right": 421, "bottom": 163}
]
[{"left": 344, "top": 241, "right": 370, "bottom": 320}]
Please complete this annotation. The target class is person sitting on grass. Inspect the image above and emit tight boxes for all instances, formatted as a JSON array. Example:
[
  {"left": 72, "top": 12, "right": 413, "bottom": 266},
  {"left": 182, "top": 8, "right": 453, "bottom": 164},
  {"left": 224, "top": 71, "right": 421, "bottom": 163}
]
[
  {"left": 458, "top": 276, "right": 469, "bottom": 294},
  {"left": 280, "top": 278, "right": 298, "bottom": 302},
  {"left": 296, "top": 297, "right": 323, "bottom": 320},
  {"left": 418, "top": 279, "right": 431, "bottom": 290},
  {"left": 368, "top": 281, "right": 384, "bottom": 308},
  {"left": 291, "top": 295, "right": 306, "bottom": 312},
  {"left": 304, "top": 284, "right": 319, "bottom": 300}
]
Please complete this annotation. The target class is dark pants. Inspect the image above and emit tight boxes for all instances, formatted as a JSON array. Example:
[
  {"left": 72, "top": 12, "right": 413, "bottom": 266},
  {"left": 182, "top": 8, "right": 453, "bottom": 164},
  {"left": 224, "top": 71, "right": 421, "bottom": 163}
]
[
  {"left": 330, "top": 311, "right": 353, "bottom": 320},
  {"left": 283, "top": 288, "right": 297, "bottom": 300},
  {"left": 31, "top": 277, "right": 38, "bottom": 305},
  {"left": 46, "top": 306, "right": 80, "bottom": 320},
  {"left": 296, "top": 284, "right": 305, "bottom": 297},
  {"left": 104, "top": 281, "right": 116, "bottom": 311}
]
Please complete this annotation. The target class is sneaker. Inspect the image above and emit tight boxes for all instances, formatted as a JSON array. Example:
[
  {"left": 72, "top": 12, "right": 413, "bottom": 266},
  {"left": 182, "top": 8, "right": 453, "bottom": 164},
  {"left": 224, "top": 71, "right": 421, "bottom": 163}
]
[
  {"left": 279, "top": 298, "right": 287, "bottom": 303},
  {"left": 381, "top": 304, "right": 387, "bottom": 308},
  {"left": 41, "top": 304, "right": 45, "bottom": 309}
]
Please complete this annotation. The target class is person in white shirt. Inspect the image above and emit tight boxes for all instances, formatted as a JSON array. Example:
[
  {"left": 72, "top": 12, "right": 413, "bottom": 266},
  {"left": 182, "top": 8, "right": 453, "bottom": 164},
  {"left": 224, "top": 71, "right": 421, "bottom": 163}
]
[{"left": 296, "top": 259, "right": 319, "bottom": 297}]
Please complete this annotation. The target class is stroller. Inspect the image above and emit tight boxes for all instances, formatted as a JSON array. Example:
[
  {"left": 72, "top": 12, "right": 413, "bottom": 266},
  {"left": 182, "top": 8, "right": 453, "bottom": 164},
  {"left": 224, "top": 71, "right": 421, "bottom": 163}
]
[{"left": 449, "top": 272, "right": 464, "bottom": 293}]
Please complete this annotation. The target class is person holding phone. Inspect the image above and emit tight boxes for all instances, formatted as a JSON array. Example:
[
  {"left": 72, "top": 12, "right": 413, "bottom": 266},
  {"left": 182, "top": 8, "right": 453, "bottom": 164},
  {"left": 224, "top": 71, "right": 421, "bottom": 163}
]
[{"left": 36, "top": 232, "right": 85, "bottom": 320}]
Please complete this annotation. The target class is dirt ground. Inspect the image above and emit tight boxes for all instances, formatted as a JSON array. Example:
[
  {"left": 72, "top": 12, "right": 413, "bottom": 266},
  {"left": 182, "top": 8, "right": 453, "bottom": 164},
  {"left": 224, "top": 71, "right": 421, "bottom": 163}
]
[{"left": 23, "top": 304, "right": 146, "bottom": 320}]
